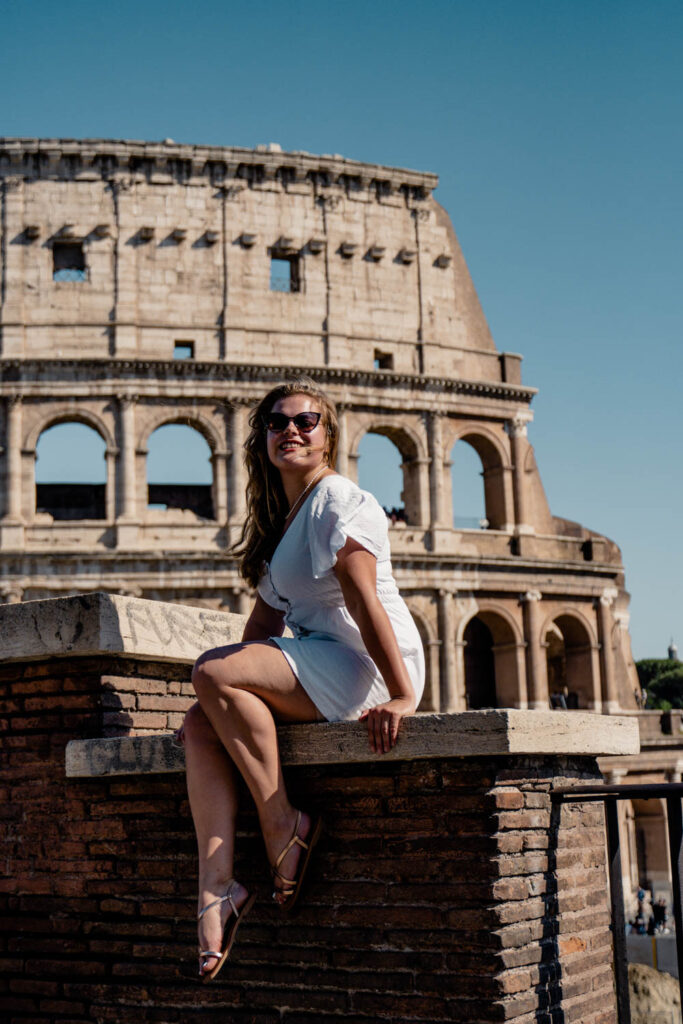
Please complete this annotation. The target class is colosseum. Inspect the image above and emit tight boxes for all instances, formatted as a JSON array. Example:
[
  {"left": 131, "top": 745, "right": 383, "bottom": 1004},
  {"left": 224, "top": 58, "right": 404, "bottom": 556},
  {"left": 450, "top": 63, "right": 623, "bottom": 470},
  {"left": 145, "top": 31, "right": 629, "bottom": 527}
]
[
  {"left": 0, "top": 135, "right": 643, "bottom": 715},
  {"left": 3, "top": 135, "right": 683, "bottom": 907}
]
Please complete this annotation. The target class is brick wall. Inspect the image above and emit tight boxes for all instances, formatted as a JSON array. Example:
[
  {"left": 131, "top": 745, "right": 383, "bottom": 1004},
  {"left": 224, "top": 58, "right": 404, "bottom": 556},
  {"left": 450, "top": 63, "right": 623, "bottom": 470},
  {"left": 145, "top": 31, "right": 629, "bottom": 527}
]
[{"left": 0, "top": 652, "right": 620, "bottom": 1024}]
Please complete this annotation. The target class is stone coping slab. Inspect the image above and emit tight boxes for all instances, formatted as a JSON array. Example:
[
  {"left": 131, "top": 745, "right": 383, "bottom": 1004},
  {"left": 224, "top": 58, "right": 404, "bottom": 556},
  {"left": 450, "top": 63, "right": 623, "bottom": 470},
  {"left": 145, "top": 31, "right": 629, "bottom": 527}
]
[
  {"left": 0, "top": 592, "right": 245, "bottom": 665},
  {"left": 66, "top": 710, "right": 640, "bottom": 776}
]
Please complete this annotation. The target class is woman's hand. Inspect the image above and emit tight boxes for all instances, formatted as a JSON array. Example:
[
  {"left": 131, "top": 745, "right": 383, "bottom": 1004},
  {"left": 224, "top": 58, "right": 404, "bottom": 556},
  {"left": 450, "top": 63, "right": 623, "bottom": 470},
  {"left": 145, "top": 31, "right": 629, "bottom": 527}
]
[
  {"left": 173, "top": 722, "right": 185, "bottom": 746},
  {"left": 359, "top": 695, "right": 415, "bottom": 754}
]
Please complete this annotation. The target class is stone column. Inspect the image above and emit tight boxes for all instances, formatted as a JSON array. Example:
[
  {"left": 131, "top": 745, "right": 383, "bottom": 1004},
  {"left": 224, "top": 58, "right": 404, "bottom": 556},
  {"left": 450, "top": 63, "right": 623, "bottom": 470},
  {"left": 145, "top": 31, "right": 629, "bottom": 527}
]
[
  {"left": 336, "top": 406, "right": 349, "bottom": 477},
  {"left": 420, "top": 637, "right": 442, "bottom": 712},
  {"left": 228, "top": 404, "right": 248, "bottom": 525},
  {"left": 438, "top": 589, "right": 458, "bottom": 711},
  {"left": 0, "top": 178, "right": 25, "bottom": 357},
  {"left": 507, "top": 412, "right": 534, "bottom": 535},
  {"left": 522, "top": 590, "right": 549, "bottom": 709},
  {"left": 0, "top": 396, "right": 25, "bottom": 548},
  {"left": 598, "top": 589, "right": 620, "bottom": 714},
  {"left": 105, "top": 449, "right": 117, "bottom": 522},
  {"left": 411, "top": 457, "right": 428, "bottom": 529},
  {"left": 428, "top": 412, "right": 445, "bottom": 526},
  {"left": 4, "top": 396, "right": 23, "bottom": 521},
  {"left": 116, "top": 395, "right": 139, "bottom": 546},
  {"left": 212, "top": 449, "right": 228, "bottom": 523}
]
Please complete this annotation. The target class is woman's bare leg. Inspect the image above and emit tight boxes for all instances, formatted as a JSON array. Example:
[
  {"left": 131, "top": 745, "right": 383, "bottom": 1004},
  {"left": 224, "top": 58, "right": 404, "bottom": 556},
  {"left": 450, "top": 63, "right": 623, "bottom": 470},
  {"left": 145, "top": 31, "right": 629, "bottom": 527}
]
[
  {"left": 183, "top": 702, "right": 251, "bottom": 975},
  {"left": 186, "top": 641, "right": 322, "bottom": 974}
]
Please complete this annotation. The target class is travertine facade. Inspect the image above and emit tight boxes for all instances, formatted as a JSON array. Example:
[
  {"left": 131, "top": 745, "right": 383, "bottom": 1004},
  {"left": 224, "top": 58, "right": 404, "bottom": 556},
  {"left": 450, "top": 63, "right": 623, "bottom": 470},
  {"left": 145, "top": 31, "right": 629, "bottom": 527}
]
[{"left": 0, "top": 137, "right": 639, "bottom": 719}]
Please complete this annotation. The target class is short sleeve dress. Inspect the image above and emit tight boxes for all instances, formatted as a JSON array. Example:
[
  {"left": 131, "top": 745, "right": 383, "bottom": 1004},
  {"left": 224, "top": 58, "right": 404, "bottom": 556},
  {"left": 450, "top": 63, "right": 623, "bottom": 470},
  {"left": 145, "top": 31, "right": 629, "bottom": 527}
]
[{"left": 257, "top": 474, "right": 425, "bottom": 722}]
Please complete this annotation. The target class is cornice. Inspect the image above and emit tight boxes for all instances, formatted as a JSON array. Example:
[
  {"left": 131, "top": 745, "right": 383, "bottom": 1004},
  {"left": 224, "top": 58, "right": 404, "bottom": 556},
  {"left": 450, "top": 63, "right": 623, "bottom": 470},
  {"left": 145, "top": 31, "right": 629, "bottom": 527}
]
[
  {"left": 0, "top": 359, "right": 537, "bottom": 404},
  {"left": 0, "top": 137, "right": 438, "bottom": 195}
]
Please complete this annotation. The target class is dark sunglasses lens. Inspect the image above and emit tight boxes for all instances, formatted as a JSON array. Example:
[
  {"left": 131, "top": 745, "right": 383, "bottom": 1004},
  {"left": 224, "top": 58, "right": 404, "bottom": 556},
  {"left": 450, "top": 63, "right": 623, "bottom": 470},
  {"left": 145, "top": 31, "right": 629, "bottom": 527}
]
[
  {"left": 266, "top": 412, "right": 321, "bottom": 432},
  {"left": 294, "top": 413, "right": 321, "bottom": 432},
  {"left": 266, "top": 413, "right": 289, "bottom": 431}
]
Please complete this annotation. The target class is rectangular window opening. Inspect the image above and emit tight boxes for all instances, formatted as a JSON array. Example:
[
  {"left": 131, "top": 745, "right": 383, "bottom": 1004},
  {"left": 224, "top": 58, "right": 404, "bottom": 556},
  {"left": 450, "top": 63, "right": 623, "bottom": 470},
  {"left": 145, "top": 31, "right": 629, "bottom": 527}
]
[
  {"left": 270, "top": 255, "right": 300, "bottom": 293},
  {"left": 174, "top": 340, "right": 195, "bottom": 360},
  {"left": 374, "top": 350, "right": 394, "bottom": 371},
  {"left": 53, "top": 241, "right": 86, "bottom": 283}
]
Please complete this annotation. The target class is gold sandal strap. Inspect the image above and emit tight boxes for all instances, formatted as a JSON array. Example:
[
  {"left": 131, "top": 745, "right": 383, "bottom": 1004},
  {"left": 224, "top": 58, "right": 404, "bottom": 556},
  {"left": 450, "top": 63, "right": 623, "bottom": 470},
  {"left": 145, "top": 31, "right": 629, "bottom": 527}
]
[
  {"left": 197, "top": 880, "right": 238, "bottom": 921},
  {"left": 273, "top": 812, "right": 309, "bottom": 875}
]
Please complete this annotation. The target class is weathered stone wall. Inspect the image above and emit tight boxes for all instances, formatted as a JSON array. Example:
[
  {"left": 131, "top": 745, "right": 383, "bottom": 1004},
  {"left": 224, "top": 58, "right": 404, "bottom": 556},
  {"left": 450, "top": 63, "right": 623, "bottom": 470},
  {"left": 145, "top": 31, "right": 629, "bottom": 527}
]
[
  {"left": 0, "top": 138, "right": 639, "bottom": 715},
  {"left": 0, "top": 595, "right": 641, "bottom": 1024}
]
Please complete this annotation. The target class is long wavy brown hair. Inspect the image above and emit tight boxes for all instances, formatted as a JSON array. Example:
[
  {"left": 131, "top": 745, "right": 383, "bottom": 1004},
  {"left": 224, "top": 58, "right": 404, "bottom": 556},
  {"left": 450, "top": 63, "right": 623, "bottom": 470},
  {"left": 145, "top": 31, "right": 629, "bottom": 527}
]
[{"left": 232, "top": 378, "right": 339, "bottom": 588}]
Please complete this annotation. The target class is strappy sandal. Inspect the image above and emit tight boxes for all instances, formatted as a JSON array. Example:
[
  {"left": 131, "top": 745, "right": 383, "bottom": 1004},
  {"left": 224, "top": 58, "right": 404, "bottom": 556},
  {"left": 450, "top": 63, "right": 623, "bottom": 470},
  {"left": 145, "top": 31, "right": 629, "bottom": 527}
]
[
  {"left": 197, "top": 880, "right": 255, "bottom": 983},
  {"left": 271, "top": 811, "right": 323, "bottom": 915}
]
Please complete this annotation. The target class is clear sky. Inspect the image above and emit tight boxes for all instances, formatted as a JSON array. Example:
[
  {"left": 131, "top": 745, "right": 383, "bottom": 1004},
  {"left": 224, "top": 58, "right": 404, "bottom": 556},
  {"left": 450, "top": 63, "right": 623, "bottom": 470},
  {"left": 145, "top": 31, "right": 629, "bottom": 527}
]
[{"left": 3, "top": 0, "right": 682, "bottom": 659}]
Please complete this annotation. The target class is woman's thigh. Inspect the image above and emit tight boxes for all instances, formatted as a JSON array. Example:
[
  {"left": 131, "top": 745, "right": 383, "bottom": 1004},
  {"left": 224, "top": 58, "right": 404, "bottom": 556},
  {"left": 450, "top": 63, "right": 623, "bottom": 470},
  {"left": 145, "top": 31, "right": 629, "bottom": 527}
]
[{"left": 194, "top": 641, "right": 322, "bottom": 723}]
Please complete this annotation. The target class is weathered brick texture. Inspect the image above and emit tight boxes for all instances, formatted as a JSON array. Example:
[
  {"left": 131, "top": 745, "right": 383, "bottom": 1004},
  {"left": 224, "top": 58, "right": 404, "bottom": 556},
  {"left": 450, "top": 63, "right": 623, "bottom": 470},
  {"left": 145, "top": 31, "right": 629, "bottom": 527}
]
[{"left": 0, "top": 655, "right": 617, "bottom": 1023}]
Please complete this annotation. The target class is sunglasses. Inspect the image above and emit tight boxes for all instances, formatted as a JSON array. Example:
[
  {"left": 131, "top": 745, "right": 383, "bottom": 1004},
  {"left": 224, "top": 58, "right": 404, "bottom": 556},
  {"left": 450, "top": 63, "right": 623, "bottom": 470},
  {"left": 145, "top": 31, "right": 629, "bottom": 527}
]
[{"left": 264, "top": 411, "right": 322, "bottom": 434}]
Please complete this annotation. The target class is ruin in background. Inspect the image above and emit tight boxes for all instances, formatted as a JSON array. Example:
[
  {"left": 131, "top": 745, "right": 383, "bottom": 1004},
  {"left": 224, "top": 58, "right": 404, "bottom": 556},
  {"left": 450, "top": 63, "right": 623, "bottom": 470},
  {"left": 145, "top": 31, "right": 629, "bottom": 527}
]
[{"left": 0, "top": 137, "right": 678, "bottom": 906}]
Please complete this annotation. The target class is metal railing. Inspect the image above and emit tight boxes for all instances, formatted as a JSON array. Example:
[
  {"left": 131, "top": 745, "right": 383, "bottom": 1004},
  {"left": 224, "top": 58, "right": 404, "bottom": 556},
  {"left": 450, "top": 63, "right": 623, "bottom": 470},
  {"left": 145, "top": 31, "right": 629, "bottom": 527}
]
[{"left": 553, "top": 783, "right": 683, "bottom": 1024}]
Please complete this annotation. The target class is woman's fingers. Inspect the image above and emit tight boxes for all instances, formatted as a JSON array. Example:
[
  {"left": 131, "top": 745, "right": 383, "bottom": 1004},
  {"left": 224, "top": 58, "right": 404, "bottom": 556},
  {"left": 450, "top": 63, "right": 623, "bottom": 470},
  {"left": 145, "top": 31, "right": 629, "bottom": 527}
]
[{"left": 359, "top": 704, "right": 403, "bottom": 754}]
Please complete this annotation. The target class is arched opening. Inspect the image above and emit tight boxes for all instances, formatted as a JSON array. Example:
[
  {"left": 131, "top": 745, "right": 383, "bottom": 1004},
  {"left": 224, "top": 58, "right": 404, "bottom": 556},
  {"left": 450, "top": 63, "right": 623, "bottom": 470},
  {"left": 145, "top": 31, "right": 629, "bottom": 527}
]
[
  {"left": 451, "top": 433, "right": 508, "bottom": 530},
  {"left": 463, "top": 610, "right": 521, "bottom": 709},
  {"left": 464, "top": 617, "right": 496, "bottom": 708},
  {"left": 35, "top": 422, "right": 106, "bottom": 520},
  {"left": 147, "top": 424, "right": 214, "bottom": 518},
  {"left": 545, "top": 614, "right": 596, "bottom": 710},
  {"left": 451, "top": 440, "right": 487, "bottom": 529},
  {"left": 357, "top": 432, "right": 407, "bottom": 524}
]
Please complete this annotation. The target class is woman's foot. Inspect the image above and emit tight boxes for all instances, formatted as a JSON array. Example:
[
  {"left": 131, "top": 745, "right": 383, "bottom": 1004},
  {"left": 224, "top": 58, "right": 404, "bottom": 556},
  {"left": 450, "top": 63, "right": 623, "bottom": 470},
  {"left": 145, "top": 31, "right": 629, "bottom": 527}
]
[
  {"left": 268, "top": 810, "right": 322, "bottom": 911},
  {"left": 197, "top": 879, "right": 252, "bottom": 980}
]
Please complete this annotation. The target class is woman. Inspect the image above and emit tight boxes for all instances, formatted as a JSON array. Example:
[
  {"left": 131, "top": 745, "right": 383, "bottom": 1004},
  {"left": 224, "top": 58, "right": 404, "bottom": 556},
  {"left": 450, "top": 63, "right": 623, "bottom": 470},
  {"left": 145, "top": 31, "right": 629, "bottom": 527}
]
[{"left": 180, "top": 378, "right": 425, "bottom": 982}]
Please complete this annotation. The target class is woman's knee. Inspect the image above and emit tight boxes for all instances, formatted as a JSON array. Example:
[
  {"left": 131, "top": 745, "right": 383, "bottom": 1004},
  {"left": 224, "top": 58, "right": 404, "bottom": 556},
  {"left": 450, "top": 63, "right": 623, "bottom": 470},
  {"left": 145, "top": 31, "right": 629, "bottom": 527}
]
[
  {"left": 192, "top": 646, "right": 240, "bottom": 700},
  {"left": 182, "top": 700, "right": 216, "bottom": 744}
]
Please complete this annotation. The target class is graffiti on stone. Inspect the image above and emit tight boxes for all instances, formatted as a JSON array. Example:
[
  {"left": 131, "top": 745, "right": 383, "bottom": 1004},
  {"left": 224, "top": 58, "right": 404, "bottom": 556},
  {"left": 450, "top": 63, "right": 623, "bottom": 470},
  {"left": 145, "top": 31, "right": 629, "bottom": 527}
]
[{"left": 124, "top": 599, "right": 237, "bottom": 657}]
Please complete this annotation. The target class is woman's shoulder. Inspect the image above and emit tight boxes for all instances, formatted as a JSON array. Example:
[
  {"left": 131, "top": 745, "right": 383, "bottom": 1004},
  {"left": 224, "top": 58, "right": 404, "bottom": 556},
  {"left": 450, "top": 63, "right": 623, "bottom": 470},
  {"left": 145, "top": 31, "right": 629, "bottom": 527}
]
[{"left": 310, "top": 473, "right": 384, "bottom": 519}]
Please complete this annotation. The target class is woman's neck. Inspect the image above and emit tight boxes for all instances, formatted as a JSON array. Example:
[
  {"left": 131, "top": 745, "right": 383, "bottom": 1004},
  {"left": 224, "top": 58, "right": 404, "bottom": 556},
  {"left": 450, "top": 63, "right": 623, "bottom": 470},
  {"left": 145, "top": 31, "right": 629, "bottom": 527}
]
[{"left": 280, "top": 463, "right": 331, "bottom": 510}]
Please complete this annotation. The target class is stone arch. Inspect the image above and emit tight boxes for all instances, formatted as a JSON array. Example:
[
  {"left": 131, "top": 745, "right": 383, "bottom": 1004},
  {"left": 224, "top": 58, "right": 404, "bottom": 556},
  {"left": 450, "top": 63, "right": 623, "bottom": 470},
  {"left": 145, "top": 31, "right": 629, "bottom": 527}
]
[
  {"left": 459, "top": 606, "right": 523, "bottom": 709},
  {"left": 144, "top": 418, "right": 218, "bottom": 520},
  {"left": 449, "top": 425, "right": 511, "bottom": 531},
  {"left": 32, "top": 414, "right": 112, "bottom": 521},
  {"left": 139, "top": 411, "right": 223, "bottom": 455},
  {"left": 406, "top": 604, "right": 438, "bottom": 712},
  {"left": 351, "top": 420, "right": 427, "bottom": 527},
  {"left": 26, "top": 407, "right": 115, "bottom": 453},
  {"left": 542, "top": 609, "right": 599, "bottom": 710}
]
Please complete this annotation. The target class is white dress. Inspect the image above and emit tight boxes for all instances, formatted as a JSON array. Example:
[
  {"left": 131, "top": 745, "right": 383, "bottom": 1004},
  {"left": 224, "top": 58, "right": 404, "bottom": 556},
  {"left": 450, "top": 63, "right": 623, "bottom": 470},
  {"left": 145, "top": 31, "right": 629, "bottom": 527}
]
[{"left": 257, "top": 474, "right": 425, "bottom": 722}]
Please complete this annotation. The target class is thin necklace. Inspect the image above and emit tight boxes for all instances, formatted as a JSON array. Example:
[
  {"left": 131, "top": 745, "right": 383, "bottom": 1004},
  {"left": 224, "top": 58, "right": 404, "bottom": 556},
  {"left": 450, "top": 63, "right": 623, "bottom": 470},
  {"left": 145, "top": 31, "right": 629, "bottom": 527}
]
[{"left": 284, "top": 465, "right": 327, "bottom": 525}]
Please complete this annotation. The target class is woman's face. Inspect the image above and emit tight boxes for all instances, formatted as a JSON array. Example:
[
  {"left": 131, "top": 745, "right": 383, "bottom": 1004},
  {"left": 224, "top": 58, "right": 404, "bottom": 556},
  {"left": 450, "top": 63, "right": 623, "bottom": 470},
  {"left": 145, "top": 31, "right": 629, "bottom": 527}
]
[{"left": 265, "top": 393, "right": 328, "bottom": 475}]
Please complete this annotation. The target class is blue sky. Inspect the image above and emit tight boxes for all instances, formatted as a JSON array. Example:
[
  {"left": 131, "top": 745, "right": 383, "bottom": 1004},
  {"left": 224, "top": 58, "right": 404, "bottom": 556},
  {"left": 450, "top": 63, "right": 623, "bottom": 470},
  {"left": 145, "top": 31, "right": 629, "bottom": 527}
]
[{"left": 4, "top": 0, "right": 682, "bottom": 658}]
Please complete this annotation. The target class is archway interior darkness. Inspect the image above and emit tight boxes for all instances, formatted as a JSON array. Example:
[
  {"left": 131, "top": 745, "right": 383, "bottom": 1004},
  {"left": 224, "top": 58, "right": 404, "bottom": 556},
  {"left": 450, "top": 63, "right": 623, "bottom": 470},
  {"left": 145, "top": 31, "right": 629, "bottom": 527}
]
[
  {"left": 464, "top": 617, "right": 497, "bottom": 709},
  {"left": 36, "top": 422, "right": 106, "bottom": 520},
  {"left": 545, "top": 616, "right": 594, "bottom": 710},
  {"left": 147, "top": 424, "right": 214, "bottom": 518},
  {"left": 357, "top": 432, "right": 406, "bottom": 523},
  {"left": 450, "top": 439, "right": 487, "bottom": 529}
]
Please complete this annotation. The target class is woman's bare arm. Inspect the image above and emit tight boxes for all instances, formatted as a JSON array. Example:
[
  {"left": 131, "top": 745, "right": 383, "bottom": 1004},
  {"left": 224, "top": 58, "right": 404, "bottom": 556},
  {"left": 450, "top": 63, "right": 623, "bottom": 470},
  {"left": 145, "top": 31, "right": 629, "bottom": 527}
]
[
  {"left": 333, "top": 537, "right": 415, "bottom": 754},
  {"left": 242, "top": 592, "right": 286, "bottom": 642}
]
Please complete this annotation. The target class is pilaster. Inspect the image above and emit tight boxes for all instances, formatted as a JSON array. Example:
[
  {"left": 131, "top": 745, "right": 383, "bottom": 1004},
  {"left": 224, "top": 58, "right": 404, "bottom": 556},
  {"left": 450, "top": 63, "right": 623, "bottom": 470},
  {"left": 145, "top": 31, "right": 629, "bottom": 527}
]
[
  {"left": 598, "top": 588, "right": 620, "bottom": 714},
  {"left": 521, "top": 590, "right": 549, "bottom": 710}
]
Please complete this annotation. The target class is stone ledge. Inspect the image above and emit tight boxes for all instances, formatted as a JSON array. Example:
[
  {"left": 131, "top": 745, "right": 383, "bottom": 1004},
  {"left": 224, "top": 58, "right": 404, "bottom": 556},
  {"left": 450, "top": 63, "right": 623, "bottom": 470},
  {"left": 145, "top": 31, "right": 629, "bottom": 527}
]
[
  {"left": 65, "top": 710, "right": 640, "bottom": 777},
  {"left": 0, "top": 592, "right": 245, "bottom": 665}
]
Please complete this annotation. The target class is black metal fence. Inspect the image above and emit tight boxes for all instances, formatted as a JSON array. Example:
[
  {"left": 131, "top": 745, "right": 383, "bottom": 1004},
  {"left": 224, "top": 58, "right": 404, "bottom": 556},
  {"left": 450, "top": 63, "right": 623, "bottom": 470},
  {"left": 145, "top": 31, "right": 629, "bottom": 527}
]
[{"left": 553, "top": 782, "right": 683, "bottom": 1024}]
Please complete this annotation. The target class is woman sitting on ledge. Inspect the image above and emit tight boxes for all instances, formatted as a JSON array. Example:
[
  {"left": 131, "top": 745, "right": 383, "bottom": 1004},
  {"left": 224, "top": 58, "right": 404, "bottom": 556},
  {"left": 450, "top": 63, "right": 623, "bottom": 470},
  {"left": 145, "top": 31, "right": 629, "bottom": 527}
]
[{"left": 178, "top": 377, "right": 425, "bottom": 981}]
